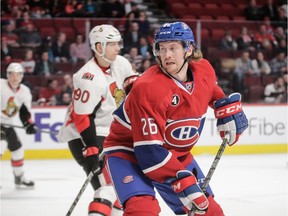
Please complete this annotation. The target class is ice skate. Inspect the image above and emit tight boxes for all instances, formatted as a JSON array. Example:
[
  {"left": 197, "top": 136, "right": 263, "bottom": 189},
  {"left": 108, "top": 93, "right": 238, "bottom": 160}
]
[{"left": 14, "top": 174, "right": 35, "bottom": 189}]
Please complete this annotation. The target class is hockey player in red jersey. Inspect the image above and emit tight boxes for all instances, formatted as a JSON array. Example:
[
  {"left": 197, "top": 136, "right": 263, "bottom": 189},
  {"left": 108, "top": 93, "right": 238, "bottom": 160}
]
[
  {"left": 0, "top": 62, "right": 36, "bottom": 189},
  {"left": 57, "top": 24, "right": 137, "bottom": 216},
  {"left": 103, "top": 22, "right": 249, "bottom": 216}
]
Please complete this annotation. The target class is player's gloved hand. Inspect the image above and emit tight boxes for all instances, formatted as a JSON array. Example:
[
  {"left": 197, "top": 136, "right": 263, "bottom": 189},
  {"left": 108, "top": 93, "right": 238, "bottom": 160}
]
[
  {"left": 123, "top": 74, "right": 139, "bottom": 95},
  {"left": 171, "top": 170, "right": 209, "bottom": 214},
  {"left": 83, "top": 146, "right": 100, "bottom": 175},
  {"left": 23, "top": 121, "right": 36, "bottom": 134},
  {"left": 214, "top": 93, "right": 248, "bottom": 145}
]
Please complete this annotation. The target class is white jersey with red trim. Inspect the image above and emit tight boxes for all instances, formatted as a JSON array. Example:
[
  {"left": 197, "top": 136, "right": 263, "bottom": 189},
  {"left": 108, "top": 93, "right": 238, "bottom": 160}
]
[
  {"left": 0, "top": 78, "right": 32, "bottom": 125},
  {"left": 57, "top": 55, "right": 135, "bottom": 142}
]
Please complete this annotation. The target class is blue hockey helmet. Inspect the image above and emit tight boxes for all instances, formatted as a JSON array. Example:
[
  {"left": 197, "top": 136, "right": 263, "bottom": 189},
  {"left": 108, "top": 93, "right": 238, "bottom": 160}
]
[{"left": 153, "top": 22, "right": 195, "bottom": 56}]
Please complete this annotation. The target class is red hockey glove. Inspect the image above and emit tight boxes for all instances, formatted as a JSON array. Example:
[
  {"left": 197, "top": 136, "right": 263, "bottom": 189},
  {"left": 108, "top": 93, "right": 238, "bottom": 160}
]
[
  {"left": 23, "top": 121, "right": 36, "bottom": 134},
  {"left": 83, "top": 146, "right": 100, "bottom": 175},
  {"left": 123, "top": 74, "right": 139, "bottom": 95},
  {"left": 171, "top": 170, "right": 209, "bottom": 214},
  {"left": 214, "top": 93, "right": 248, "bottom": 145}
]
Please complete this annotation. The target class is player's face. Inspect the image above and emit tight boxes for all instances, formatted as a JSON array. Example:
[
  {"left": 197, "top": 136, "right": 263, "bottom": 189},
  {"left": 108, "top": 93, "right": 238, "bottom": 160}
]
[
  {"left": 105, "top": 42, "right": 121, "bottom": 61},
  {"left": 158, "top": 41, "right": 186, "bottom": 75},
  {"left": 7, "top": 72, "right": 23, "bottom": 89}
]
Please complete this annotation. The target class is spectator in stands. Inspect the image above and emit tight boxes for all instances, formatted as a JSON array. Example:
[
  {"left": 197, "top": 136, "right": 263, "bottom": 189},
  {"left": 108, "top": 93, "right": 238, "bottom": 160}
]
[
  {"left": 269, "top": 51, "right": 288, "bottom": 76},
  {"left": 219, "top": 30, "right": 238, "bottom": 51},
  {"left": 64, "top": 0, "right": 84, "bottom": 17},
  {"left": 254, "top": 24, "right": 278, "bottom": 50},
  {"left": 245, "top": 0, "right": 264, "bottom": 21},
  {"left": 51, "top": 32, "right": 70, "bottom": 63},
  {"left": 82, "top": 0, "right": 99, "bottom": 17},
  {"left": 138, "top": 36, "right": 153, "bottom": 60},
  {"left": 136, "top": 10, "right": 150, "bottom": 36},
  {"left": 61, "top": 73, "right": 73, "bottom": 96},
  {"left": 139, "top": 58, "right": 152, "bottom": 73},
  {"left": 233, "top": 50, "right": 256, "bottom": 93},
  {"left": 57, "top": 92, "right": 72, "bottom": 105},
  {"left": 236, "top": 27, "right": 255, "bottom": 51},
  {"left": 123, "top": 0, "right": 137, "bottom": 15},
  {"left": 3, "top": 5, "right": 22, "bottom": 18},
  {"left": 273, "top": 26, "right": 287, "bottom": 43},
  {"left": 274, "top": 7, "right": 287, "bottom": 30},
  {"left": 34, "top": 51, "right": 58, "bottom": 77},
  {"left": 100, "top": 0, "right": 125, "bottom": 18},
  {"left": 262, "top": 0, "right": 279, "bottom": 22},
  {"left": 1, "top": 36, "right": 12, "bottom": 63},
  {"left": 123, "top": 21, "right": 142, "bottom": 53},
  {"left": 123, "top": 11, "right": 137, "bottom": 35},
  {"left": 40, "top": 36, "right": 54, "bottom": 62},
  {"left": 264, "top": 76, "right": 286, "bottom": 103},
  {"left": 19, "top": 23, "right": 42, "bottom": 48},
  {"left": 69, "top": 34, "right": 91, "bottom": 63},
  {"left": 275, "top": 38, "right": 287, "bottom": 56},
  {"left": 124, "top": 46, "right": 143, "bottom": 72},
  {"left": 38, "top": 79, "right": 61, "bottom": 106},
  {"left": 251, "top": 51, "right": 271, "bottom": 75},
  {"left": 1, "top": 19, "right": 20, "bottom": 47},
  {"left": 16, "top": 10, "right": 34, "bottom": 30},
  {"left": 263, "top": 16, "right": 275, "bottom": 35},
  {"left": 20, "top": 48, "right": 36, "bottom": 75},
  {"left": 28, "top": 0, "right": 51, "bottom": 18}
]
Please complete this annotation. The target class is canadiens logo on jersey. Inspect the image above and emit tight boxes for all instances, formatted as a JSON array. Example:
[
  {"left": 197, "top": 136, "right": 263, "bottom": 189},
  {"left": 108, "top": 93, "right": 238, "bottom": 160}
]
[
  {"left": 82, "top": 72, "right": 94, "bottom": 80},
  {"left": 164, "top": 118, "right": 202, "bottom": 148},
  {"left": 2, "top": 97, "right": 18, "bottom": 117},
  {"left": 110, "top": 82, "right": 125, "bottom": 107}
]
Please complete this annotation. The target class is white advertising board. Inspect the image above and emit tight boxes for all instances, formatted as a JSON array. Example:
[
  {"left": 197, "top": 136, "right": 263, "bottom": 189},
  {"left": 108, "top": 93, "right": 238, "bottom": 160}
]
[{"left": 10, "top": 104, "right": 288, "bottom": 150}]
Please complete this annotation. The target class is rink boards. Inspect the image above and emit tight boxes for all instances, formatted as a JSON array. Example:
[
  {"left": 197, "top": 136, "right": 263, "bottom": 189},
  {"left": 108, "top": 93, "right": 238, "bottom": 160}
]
[{"left": 2, "top": 104, "right": 287, "bottom": 160}]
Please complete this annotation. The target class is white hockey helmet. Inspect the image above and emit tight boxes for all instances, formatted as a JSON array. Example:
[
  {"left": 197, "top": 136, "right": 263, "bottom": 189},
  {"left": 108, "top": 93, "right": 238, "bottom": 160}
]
[
  {"left": 89, "top": 24, "right": 122, "bottom": 57},
  {"left": 6, "top": 62, "right": 24, "bottom": 74},
  {"left": 6, "top": 62, "right": 24, "bottom": 84}
]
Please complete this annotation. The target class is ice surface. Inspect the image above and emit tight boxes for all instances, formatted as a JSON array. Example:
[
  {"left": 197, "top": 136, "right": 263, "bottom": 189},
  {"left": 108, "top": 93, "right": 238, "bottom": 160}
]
[{"left": 1, "top": 153, "right": 287, "bottom": 216}]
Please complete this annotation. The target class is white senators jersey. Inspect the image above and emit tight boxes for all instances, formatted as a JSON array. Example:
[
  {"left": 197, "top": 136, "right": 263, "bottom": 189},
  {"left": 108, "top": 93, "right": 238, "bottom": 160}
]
[
  {"left": 57, "top": 55, "right": 135, "bottom": 143},
  {"left": 0, "top": 78, "right": 32, "bottom": 125}
]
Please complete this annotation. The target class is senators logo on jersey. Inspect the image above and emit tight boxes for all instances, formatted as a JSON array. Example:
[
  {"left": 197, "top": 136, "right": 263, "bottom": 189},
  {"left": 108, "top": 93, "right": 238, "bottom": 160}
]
[
  {"left": 2, "top": 97, "right": 18, "bottom": 117},
  {"left": 109, "top": 82, "right": 125, "bottom": 107}
]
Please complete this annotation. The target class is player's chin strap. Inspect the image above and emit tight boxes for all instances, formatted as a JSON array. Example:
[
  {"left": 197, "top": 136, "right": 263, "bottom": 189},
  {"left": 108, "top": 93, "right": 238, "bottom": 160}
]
[{"left": 95, "top": 50, "right": 113, "bottom": 64}]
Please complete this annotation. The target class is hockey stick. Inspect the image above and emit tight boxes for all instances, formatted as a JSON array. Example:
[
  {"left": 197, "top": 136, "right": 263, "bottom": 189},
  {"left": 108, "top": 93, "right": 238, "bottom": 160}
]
[
  {"left": 65, "top": 167, "right": 103, "bottom": 216},
  {"left": 189, "top": 137, "right": 228, "bottom": 216},
  {"left": 0, "top": 123, "right": 58, "bottom": 135}
]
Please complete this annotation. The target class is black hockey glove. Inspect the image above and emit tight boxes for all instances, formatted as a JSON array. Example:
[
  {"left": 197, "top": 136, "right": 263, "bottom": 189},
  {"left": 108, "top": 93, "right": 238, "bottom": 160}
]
[
  {"left": 24, "top": 121, "right": 36, "bottom": 134},
  {"left": 83, "top": 146, "right": 100, "bottom": 175}
]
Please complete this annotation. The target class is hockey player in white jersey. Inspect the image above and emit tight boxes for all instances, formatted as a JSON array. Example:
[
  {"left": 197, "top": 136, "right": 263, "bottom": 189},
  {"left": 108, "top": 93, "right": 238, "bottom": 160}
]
[
  {"left": 0, "top": 62, "right": 36, "bottom": 189},
  {"left": 57, "top": 24, "right": 137, "bottom": 216}
]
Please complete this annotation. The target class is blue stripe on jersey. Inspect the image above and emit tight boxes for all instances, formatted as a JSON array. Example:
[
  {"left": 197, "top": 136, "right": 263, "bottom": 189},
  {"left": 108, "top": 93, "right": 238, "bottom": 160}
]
[
  {"left": 134, "top": 144, "right": 169, "bottom": 172},
  {"left": 113, "top": 101, "right": 131, "bottom": 129}
]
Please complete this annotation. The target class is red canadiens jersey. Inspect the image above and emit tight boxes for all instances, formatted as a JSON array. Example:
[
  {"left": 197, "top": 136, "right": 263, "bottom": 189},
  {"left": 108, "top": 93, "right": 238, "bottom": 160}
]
[{"left": 104, "top": 59, "right": 225, "bottom": 183}]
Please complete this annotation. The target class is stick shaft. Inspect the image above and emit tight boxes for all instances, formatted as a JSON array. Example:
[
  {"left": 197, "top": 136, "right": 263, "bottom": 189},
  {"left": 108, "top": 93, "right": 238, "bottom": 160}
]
[
  {"left": 1, "top": 123, "right": 58, "bottom": 135},
  {"left": 189, "top": 138, "right": 228, "bottom": 216},
  {"left": 66, "top": 172, "right": 94, "bottom": 216}
]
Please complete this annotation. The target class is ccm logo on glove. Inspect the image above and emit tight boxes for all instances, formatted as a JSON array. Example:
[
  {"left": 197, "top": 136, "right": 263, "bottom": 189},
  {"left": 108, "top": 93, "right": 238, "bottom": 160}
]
[{"left": 214, "top": 101, "right": 242, "bottom": 118}]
